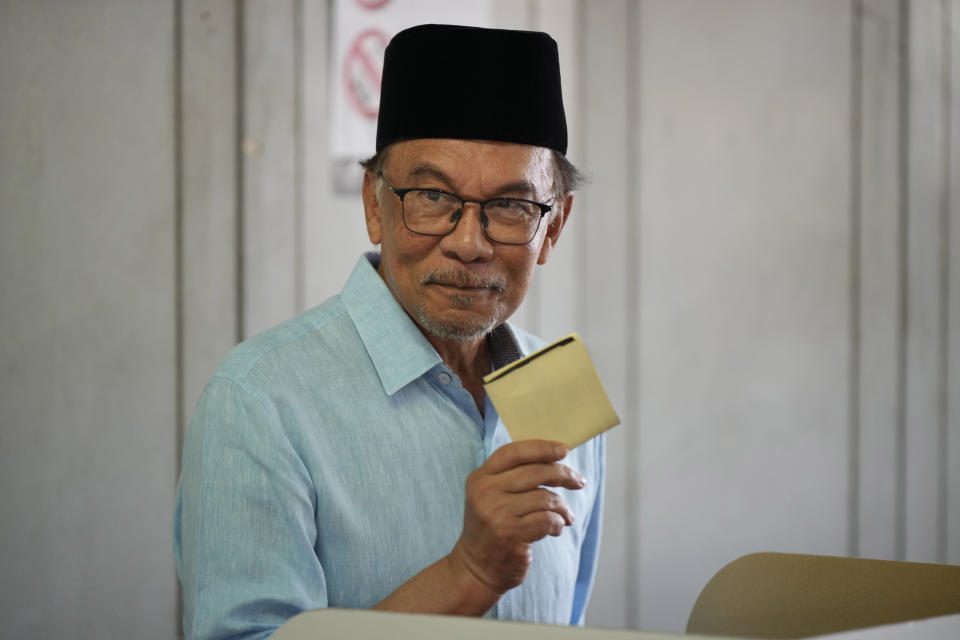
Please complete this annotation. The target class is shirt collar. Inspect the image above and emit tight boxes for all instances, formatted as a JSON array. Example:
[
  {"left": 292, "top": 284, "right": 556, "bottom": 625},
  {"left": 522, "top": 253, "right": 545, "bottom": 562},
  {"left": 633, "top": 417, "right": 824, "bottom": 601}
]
[
  {"left": 341, "top": 253, "right": 441, "bottom": 396},
  {"left": 341, "top": 252, "right": 527, "bottom": 395}
]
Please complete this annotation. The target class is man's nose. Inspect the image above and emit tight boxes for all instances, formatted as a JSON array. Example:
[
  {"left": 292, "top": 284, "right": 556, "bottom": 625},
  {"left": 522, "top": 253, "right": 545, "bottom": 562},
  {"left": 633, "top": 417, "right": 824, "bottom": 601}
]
[{"left": 439, "top": 203, "right": 495, "bottom": 262}]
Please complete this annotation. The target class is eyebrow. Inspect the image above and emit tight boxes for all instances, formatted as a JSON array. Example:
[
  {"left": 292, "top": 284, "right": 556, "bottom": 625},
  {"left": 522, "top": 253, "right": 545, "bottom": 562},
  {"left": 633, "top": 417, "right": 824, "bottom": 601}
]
[{"left": 407, "top": 164, "right": 539, "bottom": 199}]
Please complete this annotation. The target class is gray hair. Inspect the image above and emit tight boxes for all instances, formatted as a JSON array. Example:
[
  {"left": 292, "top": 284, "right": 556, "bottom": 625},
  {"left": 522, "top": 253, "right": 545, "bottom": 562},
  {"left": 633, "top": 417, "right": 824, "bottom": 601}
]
[{"left": 359, "top": 146, "right": 586, "bottom": 205}]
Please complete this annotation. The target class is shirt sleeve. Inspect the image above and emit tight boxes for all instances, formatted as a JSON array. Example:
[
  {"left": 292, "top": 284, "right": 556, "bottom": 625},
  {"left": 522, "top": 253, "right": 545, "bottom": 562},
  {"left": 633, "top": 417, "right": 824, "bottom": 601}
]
[
  {"left": 569, "top": 433, "right": 606, "bottom": 626},
  {"left": 174, "top": 376, "right": 327, "bottom": 640}
]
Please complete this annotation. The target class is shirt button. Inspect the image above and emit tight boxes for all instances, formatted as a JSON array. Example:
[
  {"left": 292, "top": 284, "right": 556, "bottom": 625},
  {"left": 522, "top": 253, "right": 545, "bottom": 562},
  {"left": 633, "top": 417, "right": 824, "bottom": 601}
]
[{"left": 437, "top": 373, "right": 452, "bottom": 385}]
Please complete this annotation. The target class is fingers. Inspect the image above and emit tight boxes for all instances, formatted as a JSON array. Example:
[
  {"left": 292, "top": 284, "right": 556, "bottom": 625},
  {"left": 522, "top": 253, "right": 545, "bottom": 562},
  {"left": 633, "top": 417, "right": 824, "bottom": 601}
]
[
  {"left": 514, "top": 487, "right": 575, "bottom": 526},
  {"left": 481, "top": 440, "right": 585, "bottom": 489},
  {"left": 455, "top": 442, "right": 582, "bottom": 594},
  {"left": 517, "top": 511, "right": 568, "bottom": 541},
  {"left": 483, "top": 440, "right": 568, "bottom": 475},
  {"left": 500, "top": 462, "right": 586, "bottom": 493}
]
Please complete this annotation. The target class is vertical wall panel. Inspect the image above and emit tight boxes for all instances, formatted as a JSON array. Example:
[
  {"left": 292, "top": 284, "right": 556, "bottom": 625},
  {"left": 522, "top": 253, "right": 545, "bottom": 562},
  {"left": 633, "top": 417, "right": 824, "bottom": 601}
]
[
  {"left": 949, "top": 0, "right": 960, "bottom": 566},
  {"left": 638, "top": 0, "right": 852, "bottom": 631},
  {"left": 627, "top": 2, "right": 644, "bottom": 629},
  {"left": 181, "top": 0, "right": 239, "bottom": 447},
  {"left": 302, "top": 0, "right": 372, "bottom": 309},
  {"left": 904, "top": 0, "right": 949, "bottom": 563},
  {"left": 242, "top": 0, "right": 298, "bottom": 337},
  {"left": 857, "top": 0, "right": 902, "bottom": 561},
  {"left": 580, "top": 0, "right": 632, "bottom": 629},
  {"left": 528, "top": 0, "right": 583, "bottom": 345},
  {"left": 492, "top": 0, "right": 529, "bottom": 29},
  {"left": 491, "top": 0, "right": 538, "bottom": 333},
  {"left": 0, "top": 1, "right": 178, "bottom": 637},
  {"left": 494, "top": 0, "right": 582, "bottom": 344}
]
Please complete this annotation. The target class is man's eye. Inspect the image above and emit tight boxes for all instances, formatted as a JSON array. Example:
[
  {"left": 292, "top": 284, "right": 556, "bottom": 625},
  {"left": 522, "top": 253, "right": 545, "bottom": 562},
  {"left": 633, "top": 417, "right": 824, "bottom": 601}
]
[
  {"left": 411, "top": 189, "right": 447, "bottom": 203},
  {"left": 490, "top": 199, "right": 530, "bottom": 215}
]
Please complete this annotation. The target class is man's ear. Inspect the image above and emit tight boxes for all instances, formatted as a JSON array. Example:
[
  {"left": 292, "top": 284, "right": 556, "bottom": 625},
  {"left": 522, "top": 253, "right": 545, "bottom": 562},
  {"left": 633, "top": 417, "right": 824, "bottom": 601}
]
[
  {"left": 361, "top": 171, "right": 383, "bottom": 245},
  {"left": 537, "top": 193, "right": 573, "bottom": 265}
]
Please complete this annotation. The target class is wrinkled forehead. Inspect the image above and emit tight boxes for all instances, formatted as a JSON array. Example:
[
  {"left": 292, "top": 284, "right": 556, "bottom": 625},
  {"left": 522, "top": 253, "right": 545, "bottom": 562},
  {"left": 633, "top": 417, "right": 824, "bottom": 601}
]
[{"left": 383, "top": 139, "right": 555, "bottom": 197}]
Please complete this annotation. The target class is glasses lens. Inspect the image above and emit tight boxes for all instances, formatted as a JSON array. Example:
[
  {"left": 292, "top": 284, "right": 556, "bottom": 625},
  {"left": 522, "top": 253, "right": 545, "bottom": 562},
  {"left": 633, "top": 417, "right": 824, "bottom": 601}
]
[
  {"left": 402, "top": 190, "right": 462, "bottom": 234},
  {"left": 400, "top": 188, "right": 544, "bottom": 245},
  {"left": 483, "top": 199, "right": 542, "bottom": 244}
]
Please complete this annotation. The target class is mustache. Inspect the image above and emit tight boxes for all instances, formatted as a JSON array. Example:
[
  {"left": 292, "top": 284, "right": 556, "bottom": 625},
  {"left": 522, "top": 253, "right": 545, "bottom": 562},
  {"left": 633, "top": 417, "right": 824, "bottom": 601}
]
[{"left": 421, "top": 270, "right": 507, "bottom": 293}]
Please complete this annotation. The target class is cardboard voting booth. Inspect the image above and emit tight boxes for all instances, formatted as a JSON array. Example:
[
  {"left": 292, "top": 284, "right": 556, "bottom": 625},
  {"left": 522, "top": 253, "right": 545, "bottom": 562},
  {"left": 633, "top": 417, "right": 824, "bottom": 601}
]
[
  {"left": 273, "top": 608, "right": 727, "bottom": 640},
  {"left": 686, "top": 553, "right": 960, "bottom": 638},
  {"left": 273, "top": 553, "right": 960, "bottom": 640},
  {"left": 270, "top": 336, "right": 958, "bottom": 639},
  {"left": 272, "top": 609, "right": 960, "bottom": 640}
]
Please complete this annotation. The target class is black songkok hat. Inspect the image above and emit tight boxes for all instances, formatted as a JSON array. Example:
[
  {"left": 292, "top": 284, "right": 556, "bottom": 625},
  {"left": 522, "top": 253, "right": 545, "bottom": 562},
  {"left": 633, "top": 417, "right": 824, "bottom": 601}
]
[{"left": 376, "top": 24, "right": 568, "bottom": 154}]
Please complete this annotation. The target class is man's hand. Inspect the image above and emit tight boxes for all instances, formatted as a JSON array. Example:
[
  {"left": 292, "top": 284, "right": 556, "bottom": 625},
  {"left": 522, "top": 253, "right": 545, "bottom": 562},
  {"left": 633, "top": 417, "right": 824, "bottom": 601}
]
[
  {"left": 373, "top": 440, "right": 585, "bottom": 615},
  {"left": 449, "top": 440, "right": 586, "bottom": 595}
]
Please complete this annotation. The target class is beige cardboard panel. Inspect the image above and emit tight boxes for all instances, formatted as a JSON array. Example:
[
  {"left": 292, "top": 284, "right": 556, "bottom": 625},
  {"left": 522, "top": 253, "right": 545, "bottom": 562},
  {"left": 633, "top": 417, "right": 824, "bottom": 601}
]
[
  {"left": 273, "top": 593, "right": 960, "bottom": 639},
  {"left": 687, "top": 553, "right": 960, "bottom": 638},
  {"left": 275, "top": 608, "right": 722, "bottom": 640}
]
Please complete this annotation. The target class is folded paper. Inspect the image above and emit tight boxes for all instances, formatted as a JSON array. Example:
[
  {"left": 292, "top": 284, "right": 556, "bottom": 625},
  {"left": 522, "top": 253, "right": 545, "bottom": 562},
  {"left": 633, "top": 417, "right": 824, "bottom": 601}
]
[{"left": 483, "top": 333, "right": 620, "bottom": 449}]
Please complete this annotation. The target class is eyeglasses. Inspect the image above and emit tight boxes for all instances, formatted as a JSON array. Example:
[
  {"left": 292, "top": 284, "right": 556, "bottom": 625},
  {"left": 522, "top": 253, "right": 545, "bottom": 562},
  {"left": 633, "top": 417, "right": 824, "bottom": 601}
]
[{"left": 378, "top": 172, "right": 552, "bottom": 245}]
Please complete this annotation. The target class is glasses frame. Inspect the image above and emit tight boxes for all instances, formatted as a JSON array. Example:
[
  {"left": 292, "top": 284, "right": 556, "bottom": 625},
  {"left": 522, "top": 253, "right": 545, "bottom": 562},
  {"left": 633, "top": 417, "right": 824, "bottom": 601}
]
[{"left": 377, "top": 172, "right": 553, "bottom": 246}]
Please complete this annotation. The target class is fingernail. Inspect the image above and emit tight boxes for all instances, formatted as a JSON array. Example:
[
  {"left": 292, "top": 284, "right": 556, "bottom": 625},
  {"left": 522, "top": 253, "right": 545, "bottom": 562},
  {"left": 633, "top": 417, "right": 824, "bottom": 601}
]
[
  {"left": 554, "top": 444, "right": 566, "bottom": 458},
  {"left": 576, "top": 473, "right": 586, "bottom": 486}
]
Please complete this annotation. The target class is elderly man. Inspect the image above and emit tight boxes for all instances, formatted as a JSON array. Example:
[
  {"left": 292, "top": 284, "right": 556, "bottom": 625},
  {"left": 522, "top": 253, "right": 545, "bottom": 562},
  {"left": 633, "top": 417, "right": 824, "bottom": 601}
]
[{"left": 174, "top": 24, "right": 605, "bottom": 640}]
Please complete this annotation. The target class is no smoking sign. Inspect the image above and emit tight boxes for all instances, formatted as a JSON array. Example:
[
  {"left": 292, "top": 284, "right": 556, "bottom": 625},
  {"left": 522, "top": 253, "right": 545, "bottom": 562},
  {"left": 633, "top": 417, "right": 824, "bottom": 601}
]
[
  {"left": 331, "top": 0, "right": 492, "bottom": 193},
  {"left": 343, "top": 28, "right": 388, "bottom": 120}
]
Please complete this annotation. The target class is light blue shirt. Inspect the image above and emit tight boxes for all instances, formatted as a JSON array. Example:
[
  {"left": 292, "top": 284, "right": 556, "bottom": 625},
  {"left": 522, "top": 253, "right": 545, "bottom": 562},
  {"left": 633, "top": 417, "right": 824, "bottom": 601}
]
[{"left": 174, "top": 253, "right": 605, "bottom": 640}]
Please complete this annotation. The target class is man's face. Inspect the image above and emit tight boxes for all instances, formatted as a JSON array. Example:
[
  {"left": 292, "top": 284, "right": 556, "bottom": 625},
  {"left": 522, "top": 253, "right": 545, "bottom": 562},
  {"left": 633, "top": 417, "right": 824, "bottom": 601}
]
[{"left": 362, "top": 138, "right": 572, "bottom": 343}]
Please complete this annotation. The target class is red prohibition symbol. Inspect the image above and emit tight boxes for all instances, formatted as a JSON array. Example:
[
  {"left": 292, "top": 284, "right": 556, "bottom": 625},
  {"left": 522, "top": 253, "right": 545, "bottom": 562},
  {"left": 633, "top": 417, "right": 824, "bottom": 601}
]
[
  {"left": 343, "top": 28, "right": 389, "bottom": 119},
  {"left": 354, "top": 0, "right": 391, "bottom": 9}
]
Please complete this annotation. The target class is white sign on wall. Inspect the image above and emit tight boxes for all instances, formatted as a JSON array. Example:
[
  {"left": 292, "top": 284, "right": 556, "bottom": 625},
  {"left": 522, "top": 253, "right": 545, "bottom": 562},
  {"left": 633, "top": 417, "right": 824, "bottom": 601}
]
[{"left": 330, "top": 0, "right": 493, "bottom": 193}]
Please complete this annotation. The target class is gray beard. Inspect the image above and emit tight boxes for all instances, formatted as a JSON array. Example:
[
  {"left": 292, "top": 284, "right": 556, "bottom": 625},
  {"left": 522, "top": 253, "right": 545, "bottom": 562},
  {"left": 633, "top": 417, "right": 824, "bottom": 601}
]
[
  {"left": 414, "top": 269, "right": 507, "bottom": 342},
  {"left": 414, "top": 305, "right": 497, "bottom": 342}
]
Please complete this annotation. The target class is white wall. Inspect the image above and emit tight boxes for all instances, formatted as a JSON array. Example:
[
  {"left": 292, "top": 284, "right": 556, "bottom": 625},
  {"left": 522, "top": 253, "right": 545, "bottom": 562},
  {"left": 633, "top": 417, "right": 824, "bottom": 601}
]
[
  {"left": 1, "top": 0, "right": 957, "bottom": 637},
  {"left": 0, "top": 1, "right": 178, "bottom": 638}
]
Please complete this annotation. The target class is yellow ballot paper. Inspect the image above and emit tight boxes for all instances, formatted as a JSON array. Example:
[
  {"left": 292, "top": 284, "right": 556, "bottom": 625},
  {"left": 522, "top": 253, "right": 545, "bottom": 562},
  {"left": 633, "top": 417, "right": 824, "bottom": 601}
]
[{"left": 482, "top": 333, "right": 620, "bottom": 449}]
